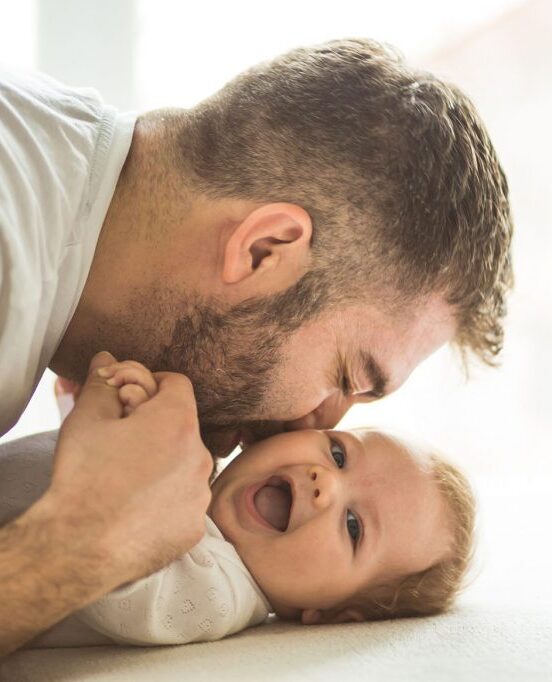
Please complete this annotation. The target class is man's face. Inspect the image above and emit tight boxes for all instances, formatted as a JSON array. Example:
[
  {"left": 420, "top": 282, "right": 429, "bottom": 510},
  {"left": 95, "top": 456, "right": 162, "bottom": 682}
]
[
  {"left": 59, "top": 286, "right": 455, "bottom": 458},
  {"left": 195, "top": 293, "right": 456, "bottom": 456},
  {"left": 208, "top": 428, "right": 452, "bottom": 616}
]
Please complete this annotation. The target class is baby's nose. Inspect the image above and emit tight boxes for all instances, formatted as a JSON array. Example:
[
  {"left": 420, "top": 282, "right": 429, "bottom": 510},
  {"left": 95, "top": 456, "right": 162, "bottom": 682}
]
[{"left": 307, "top": 465, "right": 338, "bottom": 509}]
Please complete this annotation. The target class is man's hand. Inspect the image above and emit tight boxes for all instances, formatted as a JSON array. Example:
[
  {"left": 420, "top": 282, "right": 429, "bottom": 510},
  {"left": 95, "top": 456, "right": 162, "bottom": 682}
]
[
  {"left": 0, "top": 351, "right": 213, "bottom": 655},
  {"left": 50, "top": 351, "right": 214, "bottom": 581}
]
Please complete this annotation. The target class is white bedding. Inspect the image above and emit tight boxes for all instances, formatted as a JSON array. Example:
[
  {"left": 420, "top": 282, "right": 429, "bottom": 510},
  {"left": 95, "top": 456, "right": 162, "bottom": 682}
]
[{"left": 1, "top": 604, "right": 551, "bottom": 681}]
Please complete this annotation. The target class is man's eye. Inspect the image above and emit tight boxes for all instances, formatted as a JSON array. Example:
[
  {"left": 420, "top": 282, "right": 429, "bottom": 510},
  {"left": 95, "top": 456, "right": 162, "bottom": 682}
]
[
  {"left": 357, "top": 389, "right": 383, "bottom": 401},
  {"left": 347, "top": 510, "right": 361, "bottom": 545},
  {"left": 330, "top": 440, "right": 346, "bottom": 468},
  {"left": 340, "top": 371, "right": 351, "bottom": 396}
]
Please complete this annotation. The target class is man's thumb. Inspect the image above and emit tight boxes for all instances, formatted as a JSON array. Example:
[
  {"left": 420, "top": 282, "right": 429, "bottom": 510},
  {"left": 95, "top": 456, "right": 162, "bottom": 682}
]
[
  {"left": 70, "top": 351, "right": 123, "bottom": 421},
  {"left": 89, "top": 350, "right": 117, "bottom": 373}
]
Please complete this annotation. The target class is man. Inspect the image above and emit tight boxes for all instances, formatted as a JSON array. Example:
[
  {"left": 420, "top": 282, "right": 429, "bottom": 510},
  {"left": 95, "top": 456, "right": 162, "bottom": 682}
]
[{"left": 0, "top": 39, "right": 513, "bottom": 654}]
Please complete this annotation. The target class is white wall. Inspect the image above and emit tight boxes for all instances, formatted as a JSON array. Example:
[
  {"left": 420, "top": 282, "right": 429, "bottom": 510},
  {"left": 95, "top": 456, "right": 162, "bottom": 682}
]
[{"left": 36, "top": 0, "right": 137, "bottom": 110}]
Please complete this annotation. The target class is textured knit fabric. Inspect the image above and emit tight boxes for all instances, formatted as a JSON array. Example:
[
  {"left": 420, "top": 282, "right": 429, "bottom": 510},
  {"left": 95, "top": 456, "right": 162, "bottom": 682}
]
[
  {"left": 0, "top": 70, "right": 136, "bottom": 436},
  {"left": 76, "top": 516, "right": 272, "bottom": 645}
]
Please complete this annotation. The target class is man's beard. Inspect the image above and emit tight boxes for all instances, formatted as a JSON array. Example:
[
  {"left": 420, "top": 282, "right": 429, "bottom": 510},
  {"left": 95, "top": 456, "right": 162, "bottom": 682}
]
[
  {"left": 152, "top": 272, "right": 332, "bottom": 455},
  {"left": 155, "top": 299, "right": 292, "bottom": 457},
  {"left": 62, "top": 270, "right": 331, "bottom": 457}
]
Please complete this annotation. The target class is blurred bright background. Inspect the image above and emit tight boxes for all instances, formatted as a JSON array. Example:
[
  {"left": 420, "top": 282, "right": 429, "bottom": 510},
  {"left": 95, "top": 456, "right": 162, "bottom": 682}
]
[{"left": 1, "top": 0, "right": 551, "bottom": 605}]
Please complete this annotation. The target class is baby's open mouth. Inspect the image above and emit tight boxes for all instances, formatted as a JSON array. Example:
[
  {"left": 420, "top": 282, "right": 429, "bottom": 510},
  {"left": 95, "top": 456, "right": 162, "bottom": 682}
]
[{"left": 253, "top": 476, "right": 292, "bottom": 531}]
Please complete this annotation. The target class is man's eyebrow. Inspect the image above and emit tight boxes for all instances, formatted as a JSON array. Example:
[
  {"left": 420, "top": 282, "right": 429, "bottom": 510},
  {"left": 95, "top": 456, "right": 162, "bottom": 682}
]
[{"left": 358, "top": 350, "right": 388, "bottom": 397}]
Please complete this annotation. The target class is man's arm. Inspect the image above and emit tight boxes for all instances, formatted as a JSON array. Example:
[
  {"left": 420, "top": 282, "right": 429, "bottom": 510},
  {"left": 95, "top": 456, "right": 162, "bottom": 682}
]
[
  {"left": 0, "top": 352, "right": 213, "bottom": 656},
  {"left": 0, "top": 493, "right": 118, "bottom": 656}
]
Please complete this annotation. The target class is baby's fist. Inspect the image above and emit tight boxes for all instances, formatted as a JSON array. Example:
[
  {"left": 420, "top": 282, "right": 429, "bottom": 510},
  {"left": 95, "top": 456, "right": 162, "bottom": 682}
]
[{"left": 98, "top": 360, "right": 158, "bottom": 416}]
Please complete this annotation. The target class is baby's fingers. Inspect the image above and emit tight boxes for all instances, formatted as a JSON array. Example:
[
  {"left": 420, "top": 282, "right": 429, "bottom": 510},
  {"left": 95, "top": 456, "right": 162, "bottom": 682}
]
[
  {"left": 105, "top": 366, "right": 158, "bottom": 397},
  {"left": 119, "top": 384, "right": 150, "bottom": 415}
]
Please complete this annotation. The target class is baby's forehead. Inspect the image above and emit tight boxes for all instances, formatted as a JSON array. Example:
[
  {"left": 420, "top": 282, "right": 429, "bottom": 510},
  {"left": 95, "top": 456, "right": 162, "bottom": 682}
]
[
  {"left": 344, "top": 427, "right": 399, "bottom": 450},
  {"left": 342, "top": 427, "right": 432, "bottom": 468}
]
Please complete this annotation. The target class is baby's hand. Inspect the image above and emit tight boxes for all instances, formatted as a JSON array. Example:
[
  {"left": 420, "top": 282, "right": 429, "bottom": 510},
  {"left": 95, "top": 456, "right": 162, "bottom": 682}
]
[
  {"left": 97, "top": 360, "right": 158, "bottom": 416},
  {"left": 54, "top": 376, "right": 82, "bottom": 421}
]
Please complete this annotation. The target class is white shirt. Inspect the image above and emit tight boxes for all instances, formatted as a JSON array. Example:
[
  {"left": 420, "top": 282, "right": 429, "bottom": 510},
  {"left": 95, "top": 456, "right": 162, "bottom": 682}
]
[
  {"left": 77, "top": 516, "right": 272, "bottom": 645},
  {"left": 0, "top": 70, "right": 136, "bottom": 436}
]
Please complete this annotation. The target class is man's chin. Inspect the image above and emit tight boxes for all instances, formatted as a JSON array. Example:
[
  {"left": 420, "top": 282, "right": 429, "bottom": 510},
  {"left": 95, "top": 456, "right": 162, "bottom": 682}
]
[
  {"left": 201, "top": 422, "right": 286, "bottom": 458},
  {"left": 201, "top": 429, "right": 243, "bottom": 458}
]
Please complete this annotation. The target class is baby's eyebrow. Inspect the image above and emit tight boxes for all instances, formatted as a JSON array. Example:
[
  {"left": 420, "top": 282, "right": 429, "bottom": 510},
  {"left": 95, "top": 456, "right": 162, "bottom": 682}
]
[{"left": 345, "top": 432, "right": 381, "bottom": 557}]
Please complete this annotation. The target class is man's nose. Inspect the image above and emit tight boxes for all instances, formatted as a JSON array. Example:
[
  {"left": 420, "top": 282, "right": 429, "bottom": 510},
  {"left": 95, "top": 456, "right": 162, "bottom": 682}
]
[
  {"left": 285, "top": 393, "right": 355, "bottom": 432},
  {"left": 307, "top": 465, "right": 339, "bottom": 510}
]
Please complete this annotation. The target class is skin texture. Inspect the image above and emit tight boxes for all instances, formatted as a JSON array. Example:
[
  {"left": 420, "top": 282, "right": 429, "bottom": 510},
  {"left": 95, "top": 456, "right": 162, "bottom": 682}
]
[{"left": 208, "top": 428, "right": 452, "bottom": 624}]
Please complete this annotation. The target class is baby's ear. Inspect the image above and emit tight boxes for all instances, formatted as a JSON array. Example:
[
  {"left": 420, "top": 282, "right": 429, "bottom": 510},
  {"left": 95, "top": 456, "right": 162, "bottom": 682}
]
[{"left": 301, "top": 607, "right": 365, "bottom": 625}]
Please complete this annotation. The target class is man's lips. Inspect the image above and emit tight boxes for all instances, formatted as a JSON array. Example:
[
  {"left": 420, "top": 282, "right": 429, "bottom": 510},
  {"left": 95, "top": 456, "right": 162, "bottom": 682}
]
[
  {"left": 201, "top": 429, "right": 243, "bottom": 457},
  {"left": 202, "top": 422, "right": 287, "bottom": 458}
]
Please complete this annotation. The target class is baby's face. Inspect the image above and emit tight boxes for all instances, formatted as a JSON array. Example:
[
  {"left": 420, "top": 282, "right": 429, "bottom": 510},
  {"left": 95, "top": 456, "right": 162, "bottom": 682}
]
[{"left": 208, "top": 429, "right": 451, "bottom": 620}]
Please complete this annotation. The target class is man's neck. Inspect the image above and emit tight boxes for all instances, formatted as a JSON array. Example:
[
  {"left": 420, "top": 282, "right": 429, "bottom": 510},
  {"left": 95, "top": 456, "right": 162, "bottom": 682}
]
[
  {"left": 50, "top": 112, "right": 263, "bottom": 382},
  {"left": 51, "top": 119, "right": 178, "bottom": 379}
]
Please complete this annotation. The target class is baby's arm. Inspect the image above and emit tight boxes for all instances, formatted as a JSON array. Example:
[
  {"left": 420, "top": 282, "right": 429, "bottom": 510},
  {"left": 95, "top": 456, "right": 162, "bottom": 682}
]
[{"left": 77, "top": 524, "right": 270, "bottom": 646}]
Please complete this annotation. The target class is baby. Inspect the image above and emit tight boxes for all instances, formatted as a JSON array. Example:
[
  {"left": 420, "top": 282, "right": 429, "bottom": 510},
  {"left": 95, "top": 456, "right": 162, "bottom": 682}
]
[{"left": 64, "top": 360, "right": 475, "bottom": 644}]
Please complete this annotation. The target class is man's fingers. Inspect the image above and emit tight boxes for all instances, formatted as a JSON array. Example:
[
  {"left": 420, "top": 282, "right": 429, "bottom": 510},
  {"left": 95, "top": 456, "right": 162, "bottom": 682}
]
[
  {"left": 70, "top": 351, "right": 123, "bottom": 421},
  {"left": 142, "top": 371, "right": 200, "bottom": 427}
]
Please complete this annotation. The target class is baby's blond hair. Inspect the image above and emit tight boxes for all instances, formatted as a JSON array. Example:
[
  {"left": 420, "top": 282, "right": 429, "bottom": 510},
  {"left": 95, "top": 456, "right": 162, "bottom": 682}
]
[{"left": 346, "top": 452, "right": 476, "bottom": 621}]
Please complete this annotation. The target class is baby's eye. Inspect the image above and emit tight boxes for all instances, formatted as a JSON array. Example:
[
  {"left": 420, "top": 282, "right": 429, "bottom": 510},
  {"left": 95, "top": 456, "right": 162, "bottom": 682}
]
[
  {"left": 330, "top": 440, "right": 346, "bottom": 468},
  {"left": 347, "top": 510, "right": 361, "bottom": 545}
]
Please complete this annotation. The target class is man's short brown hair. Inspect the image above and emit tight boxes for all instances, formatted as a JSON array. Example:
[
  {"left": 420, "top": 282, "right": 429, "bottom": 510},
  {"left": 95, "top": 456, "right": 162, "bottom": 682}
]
[{"left": 176, "top": 38, "right": 513, "bottom": 366}]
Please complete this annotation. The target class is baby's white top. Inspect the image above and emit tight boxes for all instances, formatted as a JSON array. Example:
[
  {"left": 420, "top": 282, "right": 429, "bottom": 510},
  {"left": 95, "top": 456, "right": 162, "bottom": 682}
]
[{"left": 77, "top": 516, "right": 272, "bottom": 645}]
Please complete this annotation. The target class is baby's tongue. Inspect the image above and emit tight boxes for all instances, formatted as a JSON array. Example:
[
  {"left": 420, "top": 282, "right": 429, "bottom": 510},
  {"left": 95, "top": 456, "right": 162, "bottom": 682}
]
[{"left": 254, "top": 485, "right": 289, "bottom": 531}]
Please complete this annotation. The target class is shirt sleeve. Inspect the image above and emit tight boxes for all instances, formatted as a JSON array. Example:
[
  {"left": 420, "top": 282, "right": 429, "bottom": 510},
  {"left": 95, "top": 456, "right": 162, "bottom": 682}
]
[{"left": 76, "top": 520, "right": 271, "bottom": 645}]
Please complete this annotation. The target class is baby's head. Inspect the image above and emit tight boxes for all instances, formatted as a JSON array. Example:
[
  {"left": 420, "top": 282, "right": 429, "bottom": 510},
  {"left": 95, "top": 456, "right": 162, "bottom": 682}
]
[{"left": 208, "top": 428, "right": 475, "bottom": 624}]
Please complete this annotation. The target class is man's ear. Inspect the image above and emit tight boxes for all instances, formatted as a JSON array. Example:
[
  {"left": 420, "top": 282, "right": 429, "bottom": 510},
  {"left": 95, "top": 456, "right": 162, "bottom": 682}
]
[
  {"left": 222, "top": 203, "right": 312, "bottom": 291},
  {"left": 301, "top": 607, "right": 365, "bottom": 625}
]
